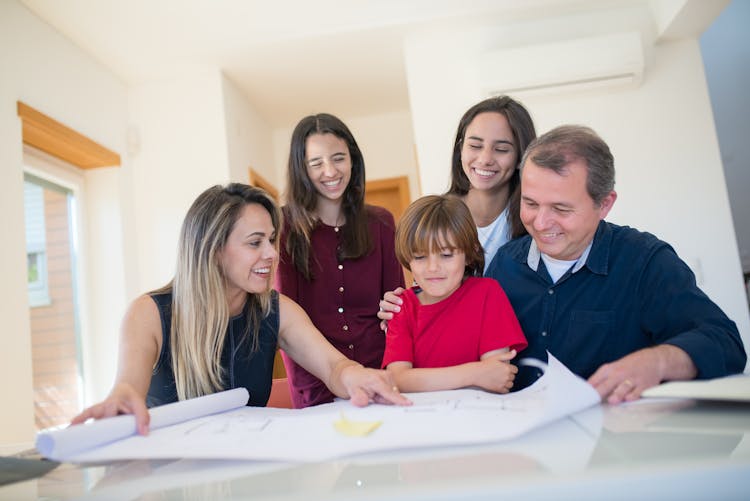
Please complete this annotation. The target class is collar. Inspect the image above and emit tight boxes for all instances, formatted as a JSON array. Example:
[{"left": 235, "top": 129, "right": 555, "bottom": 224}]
[{"left": 525, "top": 220, "right": 611, "bottom": 276}]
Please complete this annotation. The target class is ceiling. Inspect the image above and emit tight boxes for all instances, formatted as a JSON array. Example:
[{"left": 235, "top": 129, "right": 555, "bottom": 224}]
[{"left": 22, "top": 0, "right": 652, "bottom": 127}]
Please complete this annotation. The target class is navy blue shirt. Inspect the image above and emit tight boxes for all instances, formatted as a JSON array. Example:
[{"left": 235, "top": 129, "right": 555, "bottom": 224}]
[
  {"left": 146, "top": 290, "right": 279, "bottom": 408},
  {"left": 486, "top": 221, "right": 746, "bottom": 383}
]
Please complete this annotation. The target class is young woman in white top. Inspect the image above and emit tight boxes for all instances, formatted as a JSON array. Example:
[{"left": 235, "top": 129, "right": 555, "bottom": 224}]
[
  {"left": 377, "top": 96, "right": 537, "bottom": 329},
  {"left": 446, "top": 95, "right": 537, "bottom": 270}
]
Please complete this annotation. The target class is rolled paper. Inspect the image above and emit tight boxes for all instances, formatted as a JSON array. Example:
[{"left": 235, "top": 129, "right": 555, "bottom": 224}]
[{"left": 36, "top": 387, "right": 249, "bottom": 460}]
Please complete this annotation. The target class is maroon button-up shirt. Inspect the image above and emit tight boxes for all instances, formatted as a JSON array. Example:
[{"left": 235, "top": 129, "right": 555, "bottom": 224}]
[{"left": 278, "top": 205, "right": 404, "bottom": 408}]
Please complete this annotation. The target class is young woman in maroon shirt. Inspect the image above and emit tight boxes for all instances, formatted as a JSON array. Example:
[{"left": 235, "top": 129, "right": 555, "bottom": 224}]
[{"left": 279, "top": 113, "right": 405, "bottom": 408}]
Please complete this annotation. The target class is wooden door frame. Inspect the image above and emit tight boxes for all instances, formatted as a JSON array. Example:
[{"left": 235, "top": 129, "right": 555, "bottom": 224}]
[
  {"left": 365, "top": 175, "right": 411, "bottom": 218},
  {"left": 248, "top": 167, "right": 279, "bottom": 201}
]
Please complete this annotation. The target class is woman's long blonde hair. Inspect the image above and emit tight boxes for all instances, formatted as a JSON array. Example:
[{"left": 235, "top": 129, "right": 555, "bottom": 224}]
[{"left": 153, "top": 183, "right": 281, "bottom": 401}]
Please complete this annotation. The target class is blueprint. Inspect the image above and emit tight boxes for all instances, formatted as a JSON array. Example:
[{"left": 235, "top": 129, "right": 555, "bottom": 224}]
[{"left": 40, "top": 353, "right": 600, "bottom": 463}]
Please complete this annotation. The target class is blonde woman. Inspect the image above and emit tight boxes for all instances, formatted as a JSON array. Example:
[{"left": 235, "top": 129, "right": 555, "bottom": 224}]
[{"left": 72, "top": 184, "right": 409, "bottom": 434}]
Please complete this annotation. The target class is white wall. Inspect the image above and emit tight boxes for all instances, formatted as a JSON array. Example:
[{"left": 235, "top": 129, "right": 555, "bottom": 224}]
[
  {"left": 222, "top": 76, "right": 276, "bottom": 186},
  {"left": 405, "top": 5, "right": 654, "bottom": 197},
  {"left": 83, "top": 168, "right": 129, "bottom": 402},
  {"left": 404, "top": 9, "right": 750, "bottom": 366},
  {"left": 700, "top": 0, "right": 750, "bottom": 274},
  {"left": 346, "top": 110, "right": 421, "bottom": 202},
  {"left": 127, "top": 72, "right": 231, "bottom": 294},
  {"left": 271, "top": 110, "right": 420, "bottom": 202},
  {"left": 0, "top": 0, "right": 130, "bottom": 447}
]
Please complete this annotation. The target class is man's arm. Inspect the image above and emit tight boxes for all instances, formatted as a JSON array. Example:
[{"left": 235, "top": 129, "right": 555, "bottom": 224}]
[
  {"left": 590, "top": 245, "right": 745, "bottom": 403},
  {"left": 588, "top": 344, "right": 696, "bottom": 404}
]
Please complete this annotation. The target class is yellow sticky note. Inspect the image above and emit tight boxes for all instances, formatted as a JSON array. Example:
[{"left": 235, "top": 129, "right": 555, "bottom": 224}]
[{"left": 333, "top": 412, "right": 382, "bottom": 437}]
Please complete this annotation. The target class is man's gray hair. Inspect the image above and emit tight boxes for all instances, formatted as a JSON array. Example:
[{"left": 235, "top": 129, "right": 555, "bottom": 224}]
[{"left": 520, "top": 125, "right": 615, "bottom": 205}]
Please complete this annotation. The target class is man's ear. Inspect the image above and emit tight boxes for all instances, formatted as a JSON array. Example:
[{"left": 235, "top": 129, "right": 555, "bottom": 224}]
[{"left": 598, "top": 190, "right": 617, "bottom": 219}]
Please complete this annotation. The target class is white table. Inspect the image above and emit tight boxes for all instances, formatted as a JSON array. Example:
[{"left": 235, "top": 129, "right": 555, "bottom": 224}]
[{"left": 4, "top": 397, "right": 749, "bottom": 500}]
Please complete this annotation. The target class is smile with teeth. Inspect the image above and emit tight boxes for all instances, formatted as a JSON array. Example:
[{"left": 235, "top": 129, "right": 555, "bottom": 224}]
[
  {"left": 538, "top": 231, "right": 562, "bottom": 241},
  {"left": 322, "top": 179, "right": 341, "bottom": 187},
  {"left": 473, "top": 167, "right": 497, "bottom": 177},
  {"left": 252, "top": 267, "right": 270, "bottom": 274}
]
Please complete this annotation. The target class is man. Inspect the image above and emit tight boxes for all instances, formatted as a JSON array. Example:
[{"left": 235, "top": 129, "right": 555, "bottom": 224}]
[{"left": 485, "top": 124, "right": 746, "bottom": 403}]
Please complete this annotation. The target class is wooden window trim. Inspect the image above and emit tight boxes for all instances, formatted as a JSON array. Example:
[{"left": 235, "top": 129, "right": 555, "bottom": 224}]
[{"left": 17, "top": 101, "right": 120, "bottom": 169}]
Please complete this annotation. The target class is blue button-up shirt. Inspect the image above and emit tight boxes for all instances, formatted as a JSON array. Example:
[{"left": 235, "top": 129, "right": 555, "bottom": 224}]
[{"left": 486, "top": 221, "right": 746, "bottom": 381}]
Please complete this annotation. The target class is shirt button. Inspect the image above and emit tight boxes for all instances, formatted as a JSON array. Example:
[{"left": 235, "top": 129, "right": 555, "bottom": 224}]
[
  {"left": 548, "top": 289, "right": 554, "bottom": 295},
  {"left": 339, "top": 287, "right": 344, "bottom": 292},
  {"left": 338, "top": 264, "right": 343, "bottom": 270},
  {"left": 338, "top": 307, "right": 344, "bottom": 313},
  {"left": 541, "top": 331, "right": 547, "bottom": 337},
  {"left": 343, "top": 325, "right": 349, "bottom": 331},
  {"left": 348, "top": 344, "right": 354, "bottom": 349}
]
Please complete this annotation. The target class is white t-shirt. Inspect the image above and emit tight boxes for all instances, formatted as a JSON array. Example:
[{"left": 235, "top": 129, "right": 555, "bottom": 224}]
[
  {"left": 540, "top": 254, "right": 578, "bottom": 283},
  {"left": 478, "top": 207, "right": 511, "bottom": 273},
  {"left": 539, "top": 241, "right": 594, "bottom": 283}
]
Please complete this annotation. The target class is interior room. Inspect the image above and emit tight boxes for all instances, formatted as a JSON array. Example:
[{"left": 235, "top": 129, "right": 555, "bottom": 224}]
[{"left": 1, "top": 0, "right": 749, "bottom": 496}]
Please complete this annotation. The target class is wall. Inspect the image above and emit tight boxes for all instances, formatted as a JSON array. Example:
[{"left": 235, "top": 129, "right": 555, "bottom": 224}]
[
  {"left": 271, "top": 110, "right": 420, "bottom": 202},
  {"left": 700, "top": 0, "right": 750, "bottom": 274},
  {"left": 404, "top": 8, "right": 750, "bottom": 366},
  {"left": 83, "top": 167, "right": 129, "bottom": 402},
  {"left": 0, "top": 1, "right": 130, "bottom": 448},
  {"left": 346, "top": 110, "right": 421, "bottom": 202},
  {"left": 222, "top": 76, "right": 276, "bottom": 186},
  {"left": 127, "top": 72, "right": 231, "bottom": 293}
]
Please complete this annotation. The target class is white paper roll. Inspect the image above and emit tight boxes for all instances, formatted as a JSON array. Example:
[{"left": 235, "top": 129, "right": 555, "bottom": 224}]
[{"left": 36, "top": 387, "right": 249, "bottom": 460}]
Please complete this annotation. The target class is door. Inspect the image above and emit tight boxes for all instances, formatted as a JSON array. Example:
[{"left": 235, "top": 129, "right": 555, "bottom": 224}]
[{"left": 365, "top": 175, "right": 413, "bottom": 285}]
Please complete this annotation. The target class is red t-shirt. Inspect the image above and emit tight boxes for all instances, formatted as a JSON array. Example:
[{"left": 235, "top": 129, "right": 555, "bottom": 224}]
[{"left": 382, "top": 277, "right": 527, "bottom": 368}]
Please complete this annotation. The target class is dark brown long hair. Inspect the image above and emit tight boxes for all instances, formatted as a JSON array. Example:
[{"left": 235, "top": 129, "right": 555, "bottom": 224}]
[
  {"left": 447, "top": 96, "right": 536, "bottom": 238},
  {"left": 283, "top": 113, "right": 371, "bottom": 280}
]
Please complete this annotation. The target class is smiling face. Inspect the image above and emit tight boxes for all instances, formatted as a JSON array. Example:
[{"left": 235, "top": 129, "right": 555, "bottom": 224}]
[
  {"left": 520, "top": 159, "right": 616, "bottom": 261},
  {"left": 460, "top": 112, "right": 518, "bottom": 194},
  {"left": 305, "top": 133, "right": 352, "bottom": 205},
  {"left": 409, "top": 237, "right": 467, "bottom": 305},
  {"left": 219, "top": 203, "right": 278, "bottom": 302}
]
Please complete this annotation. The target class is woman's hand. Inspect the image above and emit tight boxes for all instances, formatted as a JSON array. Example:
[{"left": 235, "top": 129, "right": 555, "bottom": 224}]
[
  {"left": 339, "top": 363, "right": 412, "bottom": 407},
  {"left": 70, "top": 382, "right": 151, "bottom": 435},
  {"left": 377, "top": 287, "right": 405, "bottom": 331}
]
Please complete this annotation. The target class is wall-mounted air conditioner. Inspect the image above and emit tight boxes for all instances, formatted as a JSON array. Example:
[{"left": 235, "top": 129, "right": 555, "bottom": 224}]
[{"left": 478, "top": 32, "right": 645, "bottom": 97}]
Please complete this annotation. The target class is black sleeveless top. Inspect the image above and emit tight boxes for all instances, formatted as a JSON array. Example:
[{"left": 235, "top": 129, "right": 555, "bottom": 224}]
[{"left": 146, "top": 290, "right": 279, "bottom": 408}]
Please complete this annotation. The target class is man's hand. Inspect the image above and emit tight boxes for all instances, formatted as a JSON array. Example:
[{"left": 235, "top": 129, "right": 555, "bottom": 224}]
[
  {"left": 377, "top": 287, "right": 405, "bottom": 331},
  {"left": 588, "top": 345, "right": 697, "bottom": 404}
]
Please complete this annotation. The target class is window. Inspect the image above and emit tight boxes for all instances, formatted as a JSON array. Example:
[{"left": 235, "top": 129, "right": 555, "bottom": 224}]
[
  {"left": 23, "top": 165, "right": 84, "bottom": 430},
  {"left": 24, "top": 179, "right": 51, "bottom": 307}
]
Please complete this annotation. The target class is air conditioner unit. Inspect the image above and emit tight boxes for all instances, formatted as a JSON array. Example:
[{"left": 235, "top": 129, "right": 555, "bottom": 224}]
[{"left": 478, "top": 32, "right": 645, "bottom": 97}]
